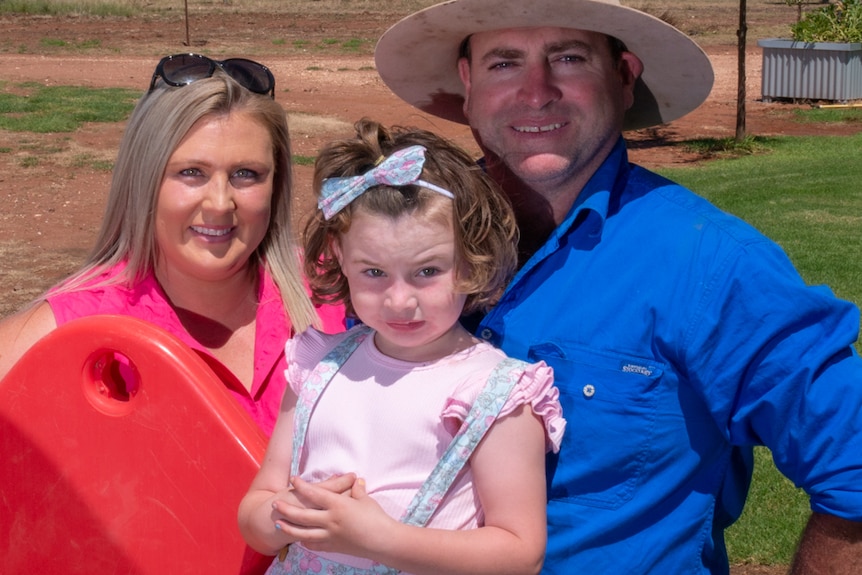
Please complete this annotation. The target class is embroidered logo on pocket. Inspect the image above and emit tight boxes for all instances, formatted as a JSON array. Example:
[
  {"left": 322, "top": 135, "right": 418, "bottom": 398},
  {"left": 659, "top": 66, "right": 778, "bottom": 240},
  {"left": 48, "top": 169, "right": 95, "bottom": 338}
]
[{"left": 620, "top": 362, "right": 654, "bottom": 377}]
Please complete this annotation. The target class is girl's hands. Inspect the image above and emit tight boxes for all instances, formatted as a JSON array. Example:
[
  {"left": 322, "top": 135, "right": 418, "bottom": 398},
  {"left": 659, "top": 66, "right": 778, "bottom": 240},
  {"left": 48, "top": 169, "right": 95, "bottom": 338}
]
[
  {"left": 269, "top": 473, "right": 356, "bottom": 529},
  {"left": 272, "top": 475, "right": 394, "bottom": 558}
]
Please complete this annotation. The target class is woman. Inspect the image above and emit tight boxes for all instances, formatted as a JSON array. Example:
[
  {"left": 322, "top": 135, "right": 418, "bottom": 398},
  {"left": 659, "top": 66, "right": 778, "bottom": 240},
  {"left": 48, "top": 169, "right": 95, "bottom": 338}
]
[{"left": 0, "top": 54, "right": 345, "bottom": 435}]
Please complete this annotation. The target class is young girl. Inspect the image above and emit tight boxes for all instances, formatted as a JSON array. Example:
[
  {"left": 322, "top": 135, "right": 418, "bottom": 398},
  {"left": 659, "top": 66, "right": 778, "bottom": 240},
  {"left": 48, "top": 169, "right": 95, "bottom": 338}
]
[{"left": 238, "top": 118, "right": 565, "bottom": 575}]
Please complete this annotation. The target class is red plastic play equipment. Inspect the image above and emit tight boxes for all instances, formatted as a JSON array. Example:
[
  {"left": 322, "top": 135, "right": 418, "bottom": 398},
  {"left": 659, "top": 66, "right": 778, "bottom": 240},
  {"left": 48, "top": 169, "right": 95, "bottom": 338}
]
[{"left": 0, "top": 315, "right": 270, "bottom": 574}]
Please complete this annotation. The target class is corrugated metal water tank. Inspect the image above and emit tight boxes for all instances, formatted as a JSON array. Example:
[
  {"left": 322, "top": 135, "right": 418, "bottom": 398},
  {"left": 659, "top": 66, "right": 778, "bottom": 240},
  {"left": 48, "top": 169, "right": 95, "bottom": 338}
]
[{"left": 758, "top": 38, "right": 862, "bottom": 102}]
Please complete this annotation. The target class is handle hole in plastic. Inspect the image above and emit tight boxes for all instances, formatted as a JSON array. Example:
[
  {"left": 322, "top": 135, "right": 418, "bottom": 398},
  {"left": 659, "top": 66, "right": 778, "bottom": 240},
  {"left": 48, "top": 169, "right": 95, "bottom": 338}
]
[{"left": 83, "top": 351, "right": 140, "bottom": 416}]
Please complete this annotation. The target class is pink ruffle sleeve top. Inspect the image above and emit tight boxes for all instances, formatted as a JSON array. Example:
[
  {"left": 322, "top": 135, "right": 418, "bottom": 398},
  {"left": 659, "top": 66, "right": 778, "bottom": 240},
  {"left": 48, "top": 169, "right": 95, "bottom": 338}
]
[{"left": 284, "top": 328, "right": 566, "bottom": 571}]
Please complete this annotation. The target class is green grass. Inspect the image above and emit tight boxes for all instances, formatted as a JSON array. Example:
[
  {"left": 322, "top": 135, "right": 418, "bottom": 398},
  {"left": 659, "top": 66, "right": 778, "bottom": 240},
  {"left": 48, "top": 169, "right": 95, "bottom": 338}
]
[
  {"left": 292, "top": 155, "right": 316, "bottom": 166},
  {"left": 37, "top": 37, "right": 103, "bottom": 50},
  {"left": 794, "top": 106, "right": 862, "bottom": 124},
  {"left": 0, "top": 0, "right": 135, "bottom": 17},
  {"left": 0, "top": 83, "right": 139, "bottom": 132},
  {"left": 657, "top": 132, "right": 862, "bottom": 565},
  {"left": 659, "top": 133, "right": 862, "bottom": 312},
  {"left": 71, "top": 153, "right": 114, "bottom": 171},
  {"left": 725, "top": 447, "right": 810, "bottom": 565}
]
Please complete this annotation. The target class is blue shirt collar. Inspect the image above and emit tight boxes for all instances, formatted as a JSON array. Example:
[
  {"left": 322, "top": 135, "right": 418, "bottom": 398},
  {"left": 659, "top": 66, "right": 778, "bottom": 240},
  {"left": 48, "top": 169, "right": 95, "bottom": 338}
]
[
  {"left": 566, "top": 136, "right": 629, "bottom": 227},
  {"left": 515, "top": 137, "right": 629, "bottom": 275}
]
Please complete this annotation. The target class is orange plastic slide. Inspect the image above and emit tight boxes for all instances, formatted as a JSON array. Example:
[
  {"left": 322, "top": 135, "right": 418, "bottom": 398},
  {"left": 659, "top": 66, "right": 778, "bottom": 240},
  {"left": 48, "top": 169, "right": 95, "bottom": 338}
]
[{"left": 0, "top": 315, "right": 270, "bottom": 574}]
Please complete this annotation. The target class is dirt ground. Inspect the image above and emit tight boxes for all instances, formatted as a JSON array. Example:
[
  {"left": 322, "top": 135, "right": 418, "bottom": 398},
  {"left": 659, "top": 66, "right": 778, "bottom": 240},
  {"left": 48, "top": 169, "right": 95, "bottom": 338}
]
[
  {"left": 2, "top": 7, "right": 862, "bottom": 319},
  {"left": 1, "top": 7, "right": 860, "bottom": 571}
]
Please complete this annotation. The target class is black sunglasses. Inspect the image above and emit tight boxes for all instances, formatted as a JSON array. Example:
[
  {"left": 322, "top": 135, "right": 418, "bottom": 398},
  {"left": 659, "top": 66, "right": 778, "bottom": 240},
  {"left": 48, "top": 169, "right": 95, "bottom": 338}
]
[{"left": 149, "top": 53, "right": 276, "bottom": 98}]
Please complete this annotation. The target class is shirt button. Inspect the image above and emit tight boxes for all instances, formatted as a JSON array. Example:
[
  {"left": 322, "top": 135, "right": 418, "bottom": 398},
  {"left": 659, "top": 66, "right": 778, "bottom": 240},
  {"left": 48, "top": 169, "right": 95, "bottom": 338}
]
[
  {"left": 583, "top": 384, "right": 596, "bottom": 398},
  {"left": 480, "top": 328, "right": 493, "bottom": 341}
]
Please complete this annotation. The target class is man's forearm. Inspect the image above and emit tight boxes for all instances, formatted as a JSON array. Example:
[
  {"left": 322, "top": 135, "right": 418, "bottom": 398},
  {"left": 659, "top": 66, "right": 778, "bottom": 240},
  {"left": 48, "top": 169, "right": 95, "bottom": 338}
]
[{"left": 790, "top": 512, "right": 862, "bottom": 574}]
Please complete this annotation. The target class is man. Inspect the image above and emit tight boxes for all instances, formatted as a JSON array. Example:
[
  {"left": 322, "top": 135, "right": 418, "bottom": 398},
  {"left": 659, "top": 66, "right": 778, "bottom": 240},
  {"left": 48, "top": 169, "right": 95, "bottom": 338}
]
[{"left": 375, "top": 0, "right": 862, "bottom": 572}]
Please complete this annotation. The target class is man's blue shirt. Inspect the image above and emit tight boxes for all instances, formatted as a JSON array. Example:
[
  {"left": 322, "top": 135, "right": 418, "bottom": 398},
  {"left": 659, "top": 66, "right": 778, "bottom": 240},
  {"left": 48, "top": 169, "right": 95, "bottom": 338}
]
[{"left": 476, "top": 138, "right": 862, "bottom": 573}]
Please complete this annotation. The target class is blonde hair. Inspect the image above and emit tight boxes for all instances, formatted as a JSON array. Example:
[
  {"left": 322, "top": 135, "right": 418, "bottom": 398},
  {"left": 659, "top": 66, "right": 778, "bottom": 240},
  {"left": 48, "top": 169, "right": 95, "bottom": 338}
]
[
  {"left": 304, "top": 117, "right": 518, "bottom": 317},
  {"left": 51, "top": 71, "right": 320, "bottom": 332}
]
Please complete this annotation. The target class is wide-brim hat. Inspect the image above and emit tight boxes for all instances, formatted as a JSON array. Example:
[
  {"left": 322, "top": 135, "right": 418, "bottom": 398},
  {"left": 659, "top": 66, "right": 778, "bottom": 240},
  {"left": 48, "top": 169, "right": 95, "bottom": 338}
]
[{"left": 375, "top": 0, "right": 714, "bottom": 131}]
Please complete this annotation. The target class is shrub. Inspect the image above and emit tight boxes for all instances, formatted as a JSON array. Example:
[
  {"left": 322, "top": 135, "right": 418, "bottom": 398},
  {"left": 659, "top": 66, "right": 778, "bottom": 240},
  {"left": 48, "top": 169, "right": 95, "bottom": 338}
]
[{"left": 790, "top": 0, "right": 862, "bottom": 42}]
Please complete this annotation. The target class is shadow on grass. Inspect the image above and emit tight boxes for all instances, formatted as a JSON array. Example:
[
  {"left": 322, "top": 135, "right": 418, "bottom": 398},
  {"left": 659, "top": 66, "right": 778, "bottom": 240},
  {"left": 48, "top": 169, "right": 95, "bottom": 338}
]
[{"left": 628, "top": 130, "right": 782, "bottom": 163}]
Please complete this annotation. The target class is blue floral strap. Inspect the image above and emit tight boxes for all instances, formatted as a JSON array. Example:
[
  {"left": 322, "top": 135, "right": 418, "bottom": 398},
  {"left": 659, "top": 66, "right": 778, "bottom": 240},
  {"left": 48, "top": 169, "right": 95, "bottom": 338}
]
[
  {"left": 282, "top": 338, "right": 526, "bottom": 575},
  {"left": 273, "top": 544, "right": 400, "bottom": 575},
  {"left": 400, "top": 356, "right": 528, "bottom": 527},
  {"left": 290, "top": 324, "right": 373, "bottom": 477}
]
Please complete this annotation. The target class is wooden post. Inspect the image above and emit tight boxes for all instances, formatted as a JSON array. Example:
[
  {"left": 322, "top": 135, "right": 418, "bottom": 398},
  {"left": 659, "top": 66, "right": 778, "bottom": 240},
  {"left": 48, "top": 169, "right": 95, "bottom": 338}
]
[
  {"left": 736, "top": 0, "right": 747, "bottom": 141},
  {"left": 184, "top": 0, "right": 190, "bottom": 46}
]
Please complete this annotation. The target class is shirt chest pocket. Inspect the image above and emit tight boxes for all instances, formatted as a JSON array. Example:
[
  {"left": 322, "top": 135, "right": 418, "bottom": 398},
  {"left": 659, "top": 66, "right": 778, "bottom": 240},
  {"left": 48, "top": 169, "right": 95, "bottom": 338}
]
[{"left": 529, "top": 342, "right": 665, "bottom": 510}]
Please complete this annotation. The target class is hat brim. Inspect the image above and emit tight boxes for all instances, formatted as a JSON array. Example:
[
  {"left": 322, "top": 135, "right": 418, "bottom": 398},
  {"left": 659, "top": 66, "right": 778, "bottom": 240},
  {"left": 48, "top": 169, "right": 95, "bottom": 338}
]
[{"left": 375, "top": 0, "right": 714, "bottom": 131}]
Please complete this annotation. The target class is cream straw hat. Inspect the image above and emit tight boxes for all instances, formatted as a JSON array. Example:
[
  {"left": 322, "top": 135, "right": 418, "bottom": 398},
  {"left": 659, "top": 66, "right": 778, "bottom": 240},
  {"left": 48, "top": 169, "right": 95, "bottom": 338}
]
[{"left": 375, "top": 0, "right": 714, "bottom": 130}]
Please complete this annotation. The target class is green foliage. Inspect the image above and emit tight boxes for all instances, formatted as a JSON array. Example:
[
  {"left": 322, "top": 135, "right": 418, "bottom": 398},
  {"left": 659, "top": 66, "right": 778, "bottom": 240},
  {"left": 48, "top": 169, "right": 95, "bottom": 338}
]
[
  {"left": 0, "top": 83, "right": 138, "bottom": 132},
  {"left": 791, "top": 0, "right": 862, "bottom": 42}
]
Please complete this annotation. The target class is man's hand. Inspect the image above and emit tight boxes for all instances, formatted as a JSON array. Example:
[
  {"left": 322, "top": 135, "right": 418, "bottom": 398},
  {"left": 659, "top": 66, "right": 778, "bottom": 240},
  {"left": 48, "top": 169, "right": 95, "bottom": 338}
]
[{"left": 790, "top": 512, "right": 862, "bottom": 574}]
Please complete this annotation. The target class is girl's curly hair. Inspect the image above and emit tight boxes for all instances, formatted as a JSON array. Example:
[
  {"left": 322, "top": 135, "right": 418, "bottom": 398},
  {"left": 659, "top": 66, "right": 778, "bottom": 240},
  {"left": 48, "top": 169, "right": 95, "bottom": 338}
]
[{"left": 303, "top": 117, "right": 518, "bottom": 318}]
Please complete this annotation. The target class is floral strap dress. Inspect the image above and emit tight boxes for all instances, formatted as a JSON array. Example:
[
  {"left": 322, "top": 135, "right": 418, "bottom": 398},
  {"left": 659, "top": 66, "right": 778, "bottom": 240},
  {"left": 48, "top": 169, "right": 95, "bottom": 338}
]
[{"left": 269, "top": 325, "right": 528, "bottom": 575}]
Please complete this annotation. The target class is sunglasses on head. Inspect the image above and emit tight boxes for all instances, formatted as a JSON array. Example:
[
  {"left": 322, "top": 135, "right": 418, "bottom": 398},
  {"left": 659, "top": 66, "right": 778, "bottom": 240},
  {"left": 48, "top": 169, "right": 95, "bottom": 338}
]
[{"left": 149, "top": 53, "right": 276, "bottom": 98}]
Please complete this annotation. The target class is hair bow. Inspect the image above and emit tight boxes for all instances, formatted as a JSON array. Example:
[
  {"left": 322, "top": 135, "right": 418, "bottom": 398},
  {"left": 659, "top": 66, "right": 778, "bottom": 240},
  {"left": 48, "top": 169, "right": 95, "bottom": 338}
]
[{"left": 318, "top": 144, "right": 454, "bottom": 220}]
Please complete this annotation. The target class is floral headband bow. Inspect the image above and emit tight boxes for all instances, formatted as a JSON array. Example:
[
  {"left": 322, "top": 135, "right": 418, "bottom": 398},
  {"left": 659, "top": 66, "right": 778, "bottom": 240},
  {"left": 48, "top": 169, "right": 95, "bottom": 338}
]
[{"left": 318, "top": 145, "right": 454, "bottom": 220}]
